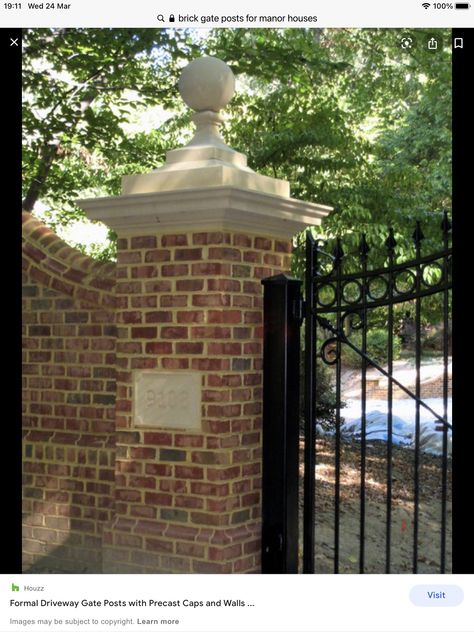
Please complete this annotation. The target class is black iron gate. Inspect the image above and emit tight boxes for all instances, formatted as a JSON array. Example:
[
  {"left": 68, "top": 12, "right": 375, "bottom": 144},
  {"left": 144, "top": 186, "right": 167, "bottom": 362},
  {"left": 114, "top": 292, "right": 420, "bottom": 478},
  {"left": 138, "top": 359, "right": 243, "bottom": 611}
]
[{"left": 262, "top": 214, "right": 452, "bottom": 574}]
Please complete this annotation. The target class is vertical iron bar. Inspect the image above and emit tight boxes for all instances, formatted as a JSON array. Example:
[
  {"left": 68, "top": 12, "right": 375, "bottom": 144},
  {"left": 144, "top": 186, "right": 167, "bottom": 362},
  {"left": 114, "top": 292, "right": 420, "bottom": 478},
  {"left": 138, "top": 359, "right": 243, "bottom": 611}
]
[
  {"left": 303, "top": 232, "right": 316, "bottom": 573},
  {"left": 334, "top": 239, "right": 344, "bottom": 574},
  {"left": 261, "top": 273, "right": 302, "bottom": 573},
  {"left": 385, "top": 230, "right": 396, "bottom": 573},
  {"left": 413, "top": 223, "right": 424, "bottom": 574},
  {"left": 359, "top": 235, "right": 369, "bottom": 574},
  {"left": 441, "top": 213, "right": 451, "bottom": 573}
]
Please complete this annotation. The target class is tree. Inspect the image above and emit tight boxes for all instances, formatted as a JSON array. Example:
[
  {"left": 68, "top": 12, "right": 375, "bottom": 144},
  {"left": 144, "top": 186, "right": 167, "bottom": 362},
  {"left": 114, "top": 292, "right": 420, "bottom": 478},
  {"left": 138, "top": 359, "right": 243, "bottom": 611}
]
[
  {"left": 22, "top": 28, "right": 451, "bottom": 262},
  {"left": 22, "top": 28, "right": 200, "bottom": 217}
]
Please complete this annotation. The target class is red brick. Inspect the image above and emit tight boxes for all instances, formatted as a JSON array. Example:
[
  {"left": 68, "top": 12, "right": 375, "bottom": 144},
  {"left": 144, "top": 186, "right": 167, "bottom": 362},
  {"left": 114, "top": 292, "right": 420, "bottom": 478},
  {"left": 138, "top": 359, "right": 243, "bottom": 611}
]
[
  {"left": 162, "top": 264, "right": 189, "bottom": 277},
  {"left": 176, "top": 542, "right": 205, "bottom": 557},
  {"left": 208, "top": 310, "right": 242, "bottom": 324},
  {"left": 144, "top": 250, "right": 171, "bottom": 262},
  {"left": 254, "top": 237, "right": 272, "bottom": 250},
  {"left": 231, "top": 388, "right": 252, "bottom": 401},
  {"left": 192, "top": 263, "right": 231, "bottom": 276},
  {"left": 162, "top": 234, "right": 188, "bottom": 247},
  {"left": 174, "top": 466, "right": 204, "bottom": 480},
  {"left": 131, "top": 236, "right": 157, "bottom": 249},
  {"left": 275, "top": 240, "right": 292, "bottom": 253},
  {"left": 207, "top": 279, "right": 241, "bottom": 292},
  {"left": 160, "top": 295, "right": 187, "bottom": 307},
  {"left": 145, "top": 341, "right": 173, "bottom": 354},
  {"left": 117, "top": 342, "right": 142, "bottom": 354},
  {"left": 146, "top": 538, "right": 173, "bottom": 552},
  {"left": 175, "top": 342, "right": 203, "bottom": 354},
  {"left": 207, "top": 404, "right": 241, "bottom": 417},
  {"left": 243, "top": 280, "right": 262, "bottom": 294},
  {"left": 116, "top": 534, "right": 142, "bottom": 548},
  {"left": 120, "top": 311, "right": 142, "bottom": 324},
  {"left": 116, "top": 490, "right": 142, "bottom": 502},
  {"left": 208, "top": 374, "right": 242, "bottom": 387},
  {"left": 208, "top": 247, "right": 241, "bottom": 261},
  {"left": 177, "top": 311, "right": 205, "bottom": 323},
  {"left": 207, "top": 466, "right": 241, "bottom": 481},
  {"left": 131, "top": 266, "right": 157, "bottom": 278},
  {"left": 233, "top": 234, "right": 252, "bottom": 247},
  {"left": 176, "top": 279, "right": 204, "bottom": 291},
  {"left": 203, "top": 420, "right": 231, "bottom": 434},
  {"left": 162, "top": 358, "right": 189, "bottom": 369},
  {"left": 244, "top": 312, "right": 262, "bottom": 324},
  {"left": 208, "top": 342, "right": 241, "bottom": 355},
  {"left": 143, "top": 432, "right": 173, "bottom": 446},
  {"left": 145, "top": 463, "right": 172, "bottom": 476},
  {"left": 174, "top": 496, "right": 204, "bottom": 509},
  {"left": 192, "top": 232, "right": 230, "bottom": 245},
  {"left": 192, "top": 294, "right": 230, "bottom": 307},
  {"left": 144, "top": 281, "right": 172, "bottom": 293},
  {"left": 174, "top": 435, "right": 204, "bottom": 448},
  {"left": 165, "top": 524, "right": 199, "bottom": 541},
  {"left": 117, "top": 251, "right": 142, "bottom": 264},
  {"left": 174, "top": 248, "right": 202, "bottom": 261},
  {"left": 145, "top": 492, "right": 173, "bottom": 506},
  {"left": 116, "top": 281, "right": 142, "bottom": 294},
  {"left": 130, "top": 448, "right": 156, "bottom": 459},
  {"left": 253, "top": 266, "right": 273, "bottom": 279},
  {"left": 191, "top": 326, "right": 231, "bottom": 339},
  {"left": 130, "top": 505, "right": 156, "bottom": 519},
  {"left": 243, "top": 251, "right": 262, "bottom": 263},
  {"left": 202, "top": 390, "right": 230, "bottom": 403},
  {"left": 131, "top": 327, "right": 157, "bottom": 339},
  {"left": 263, "top": 253, "right": 283, "bottom": 266},
  {"left": 191, "top": 358, "right": 230, "bottom": 371},
  {"left": 161, "top": 327, "right": 188, "bottom": 339},
  {"left": 190, "top": 512, "right": 229, "bottom": 526},
  {"left": 145, "top": 311, "right": 172, "bottom": 323},
  {"left": 190, "top": 482, "right": 229, "bottom": 496},
  {"left": 209, "top": 543, "right": 242, "bottom": 561}
]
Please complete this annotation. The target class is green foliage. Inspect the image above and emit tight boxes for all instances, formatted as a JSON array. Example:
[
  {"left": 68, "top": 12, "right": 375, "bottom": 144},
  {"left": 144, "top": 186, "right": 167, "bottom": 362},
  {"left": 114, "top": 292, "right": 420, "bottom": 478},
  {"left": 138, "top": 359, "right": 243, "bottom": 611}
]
[
  {"left": 22, "top": 27, "right": 451, "bottom": 265},
  {"left": 342, "top": 328, "right": 402, "bottom": 368},
  {"left": 314, "top": 359, "right": 343, "bottom": 431},
  {"left": 299, "top": 353, "right": 342, "bottom": 434},
  {"left": 22, "top": 28, "right": 200, "bottom": 235}
]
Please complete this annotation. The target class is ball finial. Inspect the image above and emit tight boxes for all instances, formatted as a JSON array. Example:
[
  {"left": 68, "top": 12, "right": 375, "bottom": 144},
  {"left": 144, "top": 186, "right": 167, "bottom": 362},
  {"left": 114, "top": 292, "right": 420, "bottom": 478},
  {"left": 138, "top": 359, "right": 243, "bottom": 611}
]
[{"left": 178, "top": 56, "right": 235, "bottom": 113}]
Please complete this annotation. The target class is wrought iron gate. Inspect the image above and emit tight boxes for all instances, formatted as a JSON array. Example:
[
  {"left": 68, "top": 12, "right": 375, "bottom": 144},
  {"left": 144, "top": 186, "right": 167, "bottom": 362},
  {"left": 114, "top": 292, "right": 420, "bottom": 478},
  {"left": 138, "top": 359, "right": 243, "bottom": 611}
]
[{"left": 262, "top": 214, "right": 452, "bottom": 574}]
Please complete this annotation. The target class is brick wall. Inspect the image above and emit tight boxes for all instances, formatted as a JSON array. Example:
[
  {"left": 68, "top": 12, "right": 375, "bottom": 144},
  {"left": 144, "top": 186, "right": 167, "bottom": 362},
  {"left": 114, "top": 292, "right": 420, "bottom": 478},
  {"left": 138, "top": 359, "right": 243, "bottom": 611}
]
[
  {"left": 22, "top": 211, "right": 292, "bottom": 573},
  {"left": 22, "top": 212, "right": 116, "bottom": 572},
  {"left": 104, "top": 230, "right": 291, "bottom": 573}
]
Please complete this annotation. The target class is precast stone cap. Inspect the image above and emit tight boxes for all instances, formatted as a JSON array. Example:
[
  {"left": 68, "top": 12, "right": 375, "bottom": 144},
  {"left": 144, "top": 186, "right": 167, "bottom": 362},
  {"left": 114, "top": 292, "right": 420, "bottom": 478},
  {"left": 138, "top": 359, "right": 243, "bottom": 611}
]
[{"left": 178, "top": 56, "right": 235, "bottom": 113}]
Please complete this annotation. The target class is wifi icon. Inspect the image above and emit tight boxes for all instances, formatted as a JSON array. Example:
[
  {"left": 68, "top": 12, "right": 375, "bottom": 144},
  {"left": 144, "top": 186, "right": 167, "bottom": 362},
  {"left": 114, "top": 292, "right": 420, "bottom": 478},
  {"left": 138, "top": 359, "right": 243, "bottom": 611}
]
[{"left": 422, "top": 2, "right": 431, "bottom": 7}]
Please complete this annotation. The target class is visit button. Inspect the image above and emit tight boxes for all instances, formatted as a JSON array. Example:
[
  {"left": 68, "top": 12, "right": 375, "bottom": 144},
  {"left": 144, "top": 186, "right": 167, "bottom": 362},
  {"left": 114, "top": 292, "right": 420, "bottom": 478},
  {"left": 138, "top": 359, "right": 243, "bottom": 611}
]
[{"left": 410, "top": 585, "right": 464, "bottom": 607}]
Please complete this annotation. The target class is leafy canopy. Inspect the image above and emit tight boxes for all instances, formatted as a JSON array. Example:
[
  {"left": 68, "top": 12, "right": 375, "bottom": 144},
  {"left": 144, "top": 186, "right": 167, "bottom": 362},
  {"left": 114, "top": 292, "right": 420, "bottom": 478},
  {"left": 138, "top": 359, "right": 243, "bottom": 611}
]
[{"left": 22, "top": 27, "right": 451, "bottom": 262}]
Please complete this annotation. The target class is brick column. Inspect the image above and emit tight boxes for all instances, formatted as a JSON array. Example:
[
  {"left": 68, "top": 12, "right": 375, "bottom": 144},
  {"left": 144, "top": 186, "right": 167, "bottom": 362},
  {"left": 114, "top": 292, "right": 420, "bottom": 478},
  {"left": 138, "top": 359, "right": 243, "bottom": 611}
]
[
  {"left": 79, "top": 55, "right": 331, "bottom": 573},
  {"left": 99, "top": 229, "right": 291, "bottom": 572}
]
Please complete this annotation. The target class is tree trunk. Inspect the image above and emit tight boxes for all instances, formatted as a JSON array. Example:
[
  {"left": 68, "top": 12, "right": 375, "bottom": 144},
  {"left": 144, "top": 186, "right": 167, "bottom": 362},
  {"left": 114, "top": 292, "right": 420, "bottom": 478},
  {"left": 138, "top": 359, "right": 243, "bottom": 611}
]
[{"left": 22, "top": 142, "right": 60, "bottom": 212}]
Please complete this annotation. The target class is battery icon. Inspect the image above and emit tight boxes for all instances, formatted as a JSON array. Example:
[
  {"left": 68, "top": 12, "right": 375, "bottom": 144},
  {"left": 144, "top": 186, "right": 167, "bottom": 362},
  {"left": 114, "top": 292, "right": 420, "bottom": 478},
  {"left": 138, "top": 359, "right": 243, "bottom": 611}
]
[{"left": 455, "top": 2, "right": 470, "bottom": 7}]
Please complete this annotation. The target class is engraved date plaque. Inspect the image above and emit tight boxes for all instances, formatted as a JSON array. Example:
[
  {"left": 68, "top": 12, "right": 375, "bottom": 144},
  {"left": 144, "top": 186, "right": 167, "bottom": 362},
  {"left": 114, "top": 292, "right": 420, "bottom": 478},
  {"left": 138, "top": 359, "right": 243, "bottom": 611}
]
[{"left": 134, "top": 371, "right": 201, "bottom": 430}]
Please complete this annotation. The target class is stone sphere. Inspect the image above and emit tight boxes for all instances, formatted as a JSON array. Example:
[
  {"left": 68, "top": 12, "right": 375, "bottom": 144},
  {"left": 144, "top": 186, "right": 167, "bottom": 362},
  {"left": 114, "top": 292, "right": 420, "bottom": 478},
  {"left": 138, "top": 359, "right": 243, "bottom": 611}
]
[{"left": 178, "top": 56, "right": 235, "bottom": 113}]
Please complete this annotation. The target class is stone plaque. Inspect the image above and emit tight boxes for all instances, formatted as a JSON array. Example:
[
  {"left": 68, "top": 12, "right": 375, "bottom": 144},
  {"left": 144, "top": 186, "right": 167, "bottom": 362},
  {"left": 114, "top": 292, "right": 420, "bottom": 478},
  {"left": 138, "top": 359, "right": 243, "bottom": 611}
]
[{"left": 134, "top": 371, "right": 201, "bottom": 430}]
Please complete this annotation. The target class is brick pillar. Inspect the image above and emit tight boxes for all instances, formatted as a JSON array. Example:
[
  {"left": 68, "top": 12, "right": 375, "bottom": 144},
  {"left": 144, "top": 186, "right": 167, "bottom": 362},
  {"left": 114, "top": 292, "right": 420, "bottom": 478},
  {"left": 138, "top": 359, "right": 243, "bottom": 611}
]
[
  {"left": 79, "top": 55, "right": 331, "bottom": 573},
  {"left": 99, "top": 230, "right": 291, "bottom": 572}
]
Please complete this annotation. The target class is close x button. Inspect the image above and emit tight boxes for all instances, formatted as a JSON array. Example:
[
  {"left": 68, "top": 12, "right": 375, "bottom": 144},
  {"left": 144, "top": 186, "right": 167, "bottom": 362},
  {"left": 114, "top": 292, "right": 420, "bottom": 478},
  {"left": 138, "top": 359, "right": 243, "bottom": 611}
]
[{"left": 410, "top": 585, "right": 464, "bottom": 607}]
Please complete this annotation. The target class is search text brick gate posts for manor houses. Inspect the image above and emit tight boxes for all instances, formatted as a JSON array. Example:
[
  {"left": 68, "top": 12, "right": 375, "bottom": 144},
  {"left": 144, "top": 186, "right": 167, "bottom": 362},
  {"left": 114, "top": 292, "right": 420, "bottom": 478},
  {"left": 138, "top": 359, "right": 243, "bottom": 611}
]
[{"left": 22, "top": 56, "right": 331, "bottom": 573}]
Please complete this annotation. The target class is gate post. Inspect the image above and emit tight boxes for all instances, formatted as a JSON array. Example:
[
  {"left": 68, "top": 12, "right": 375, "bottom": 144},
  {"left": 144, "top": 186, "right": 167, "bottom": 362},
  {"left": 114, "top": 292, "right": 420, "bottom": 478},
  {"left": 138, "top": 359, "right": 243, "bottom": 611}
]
[
  {"left": 261, "top": 274, "right": 302, "bottom": 573},
  {"left": 78, "top": 57, "right": 331, "bottom": 573}
]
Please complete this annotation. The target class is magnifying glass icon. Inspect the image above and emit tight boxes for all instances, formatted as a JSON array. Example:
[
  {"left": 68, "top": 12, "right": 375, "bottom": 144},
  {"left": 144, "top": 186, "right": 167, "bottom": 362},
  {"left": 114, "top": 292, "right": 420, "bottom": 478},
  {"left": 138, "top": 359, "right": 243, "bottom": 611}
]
[{"left": 157, "top": 14, "right": 165, "bottom": 21}]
